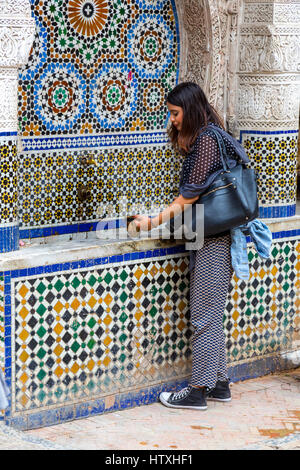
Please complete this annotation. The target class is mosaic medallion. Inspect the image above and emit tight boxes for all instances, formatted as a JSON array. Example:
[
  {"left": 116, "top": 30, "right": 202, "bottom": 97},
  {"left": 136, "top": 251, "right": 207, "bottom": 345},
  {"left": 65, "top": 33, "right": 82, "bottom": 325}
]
[
  {"left": 128, "top": 14, "right": 174, "bottom": 79},
  {"left": 143, "top": 82, "right": 165, "bottom": 113},
  {"left": 19, "top": 0, "right": 179, "bottom": 135},
  {"left": 90, "top": 64, "right": 138, "bottom": 128},
  {"left": 34, "top": 63, "right": 87, "bottom": 131},
  {"left": 68, "top": 0, "right": 109, "bottom": 37}
]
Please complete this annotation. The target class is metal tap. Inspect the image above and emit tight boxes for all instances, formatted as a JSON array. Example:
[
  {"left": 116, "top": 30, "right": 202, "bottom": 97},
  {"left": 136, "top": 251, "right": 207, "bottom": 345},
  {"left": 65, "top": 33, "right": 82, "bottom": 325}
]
[{"left": 79, "top": 153, "right": 98, "bottom": 167}]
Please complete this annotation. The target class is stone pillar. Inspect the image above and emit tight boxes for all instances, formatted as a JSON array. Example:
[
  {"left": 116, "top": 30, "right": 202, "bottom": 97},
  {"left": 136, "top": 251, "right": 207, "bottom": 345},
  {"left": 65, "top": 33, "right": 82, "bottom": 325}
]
[
  {"left": 0, "top": 0, "right": 35, "bottom": 252},
  {"left": 237, "top": 0, "right": 300, "bottom": 218}
]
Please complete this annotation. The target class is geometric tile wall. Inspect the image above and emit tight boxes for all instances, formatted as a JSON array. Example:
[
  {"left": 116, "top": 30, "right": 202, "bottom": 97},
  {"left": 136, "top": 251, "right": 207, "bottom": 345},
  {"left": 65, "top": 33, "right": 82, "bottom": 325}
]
[
  {"left": 19, "top": 0, "right": 178, "bottom": 136},
  {"left": 18, "top": 145, "right": 181, "bottom": 227},
  {"left": 4, "top": 0, "right": 299, "bottom": 429},
  {"left": 0, "top": 141, "right": 18, "bottom": 224},
  {"left": 226, "top": 238, "right": 300, "bottom": 362},
  {"left": 242, "top": 131, "right": 298, "bottom": 206},
  {"left": 11, "top": 254, "right": 191, "bottom": 414},
  {"left": 18, "top": 0, "right": 180, "bottom": 230},
  {"left": 3, "top": 236, "right": 299, "bottom": 419}
]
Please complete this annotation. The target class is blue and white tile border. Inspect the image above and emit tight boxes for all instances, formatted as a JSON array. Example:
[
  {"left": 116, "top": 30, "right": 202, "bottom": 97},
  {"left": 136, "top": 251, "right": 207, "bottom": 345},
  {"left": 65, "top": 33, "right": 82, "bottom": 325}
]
[
  {"left": 0, "top": 224, "right": 19, "bottom": 253},
  {"left": 21, "top": 130, "right": 170, "bottom": 153}
]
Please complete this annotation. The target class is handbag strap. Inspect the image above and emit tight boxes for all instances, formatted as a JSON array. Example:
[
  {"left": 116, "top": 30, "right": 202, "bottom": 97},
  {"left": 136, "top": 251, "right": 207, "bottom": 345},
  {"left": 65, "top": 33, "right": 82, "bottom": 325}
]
[{"left": 206, "top": 125, "right": 230, "bottom": 171}]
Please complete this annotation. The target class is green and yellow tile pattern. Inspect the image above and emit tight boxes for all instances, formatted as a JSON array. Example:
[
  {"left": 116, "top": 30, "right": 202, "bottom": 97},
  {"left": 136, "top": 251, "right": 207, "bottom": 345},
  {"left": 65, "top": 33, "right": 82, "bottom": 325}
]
[
  {"left": 226, "top": 239, "right": 300, "bottom": 362},
  {"left": 12, "top": 255, "right": 191, "bottom": 413}
]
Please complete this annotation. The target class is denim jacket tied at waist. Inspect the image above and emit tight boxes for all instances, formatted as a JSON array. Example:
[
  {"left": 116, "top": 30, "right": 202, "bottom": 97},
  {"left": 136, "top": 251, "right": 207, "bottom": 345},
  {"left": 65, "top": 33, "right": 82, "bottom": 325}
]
[{"left": 230, "top": 219, "right": 272, "bottom": 280}]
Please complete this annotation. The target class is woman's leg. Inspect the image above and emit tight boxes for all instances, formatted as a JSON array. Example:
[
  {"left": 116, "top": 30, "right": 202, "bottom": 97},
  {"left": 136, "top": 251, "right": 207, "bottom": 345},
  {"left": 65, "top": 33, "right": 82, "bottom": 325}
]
[
  {"left": 189, "top": 234, "right": 233, "bottom": 390},
  {"left": 159, "top": 233, "right": 233, "bottom": 409}
]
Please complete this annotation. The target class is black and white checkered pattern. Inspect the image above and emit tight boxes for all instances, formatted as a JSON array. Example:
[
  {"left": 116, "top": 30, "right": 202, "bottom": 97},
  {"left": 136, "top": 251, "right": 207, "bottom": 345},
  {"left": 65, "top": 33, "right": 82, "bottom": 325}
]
[{"left": 189, "top": 234, "right": 233, "bottom": 390}]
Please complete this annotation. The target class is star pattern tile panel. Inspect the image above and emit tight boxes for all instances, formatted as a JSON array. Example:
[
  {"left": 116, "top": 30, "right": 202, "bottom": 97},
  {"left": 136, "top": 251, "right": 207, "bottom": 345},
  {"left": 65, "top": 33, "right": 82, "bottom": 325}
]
[
  {"left": 242, "top": 133, "right": 298, "bottom": 206},
  {"left": 18, "top": 145, "right": 181, "bottom": 227},
  {"left": 0, "top": 141, "right": 18, "bottom": 224}
]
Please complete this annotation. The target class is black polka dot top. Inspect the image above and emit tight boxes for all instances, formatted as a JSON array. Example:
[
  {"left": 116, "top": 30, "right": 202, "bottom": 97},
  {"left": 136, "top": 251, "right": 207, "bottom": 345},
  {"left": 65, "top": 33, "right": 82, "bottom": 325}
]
[{"left": 180, "top": 124, "right": 238, "bottom": 188}]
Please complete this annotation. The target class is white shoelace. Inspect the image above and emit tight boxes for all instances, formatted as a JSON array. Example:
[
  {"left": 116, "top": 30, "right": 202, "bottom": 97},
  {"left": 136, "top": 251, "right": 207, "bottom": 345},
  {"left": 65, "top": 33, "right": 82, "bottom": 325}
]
[{"left": 171, "top": 385, "right": 192, "bottom": 401}]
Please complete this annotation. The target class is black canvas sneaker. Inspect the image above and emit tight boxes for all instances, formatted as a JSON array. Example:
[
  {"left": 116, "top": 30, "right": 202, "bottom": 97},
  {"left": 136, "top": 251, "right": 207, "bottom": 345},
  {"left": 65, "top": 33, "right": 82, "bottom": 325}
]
[
  {"left": 206, "top": 380, "right": 231, "bottom": 402},
  {"left": 159, "top": 385, "right": 207, "bottom": 410}
]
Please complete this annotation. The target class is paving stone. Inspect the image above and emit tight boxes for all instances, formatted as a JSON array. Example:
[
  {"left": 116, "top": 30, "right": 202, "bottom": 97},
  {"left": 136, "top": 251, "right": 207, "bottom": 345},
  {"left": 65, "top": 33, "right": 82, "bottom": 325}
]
[{"left": 0, "top": 369, "right": 299, "bottom": 450}]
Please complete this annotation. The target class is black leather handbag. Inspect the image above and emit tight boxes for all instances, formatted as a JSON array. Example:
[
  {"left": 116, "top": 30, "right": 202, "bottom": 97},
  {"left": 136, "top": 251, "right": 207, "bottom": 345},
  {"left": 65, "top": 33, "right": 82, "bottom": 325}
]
[{"left": 168, "top": 127, "right": 259, "bottom": 239}]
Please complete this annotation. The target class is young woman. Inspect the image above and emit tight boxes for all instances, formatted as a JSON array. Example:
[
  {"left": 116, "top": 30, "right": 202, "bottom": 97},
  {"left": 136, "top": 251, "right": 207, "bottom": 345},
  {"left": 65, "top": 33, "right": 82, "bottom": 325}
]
[{"left": 134, "top": 82, "right": 236, "bottom": 410}]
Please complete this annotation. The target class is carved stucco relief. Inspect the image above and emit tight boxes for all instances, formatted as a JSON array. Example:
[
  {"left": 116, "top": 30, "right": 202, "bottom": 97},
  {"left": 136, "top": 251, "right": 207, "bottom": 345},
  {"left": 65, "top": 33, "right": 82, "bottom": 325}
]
[
  {"left": 243, "top": 3, "right": 274, "bottom": 23},
  {"left": 0, "top": 0, "right": 35, "bottom": 132},
  {"left": 238, "top": 75, "right": 299, "bottom": 128},
  {"left": 0, "top": 0, "right": 34, "bottom": 67},
  {"left": 237, "top": 0, "right": 300, "bottom": 130},
  {"left": 274, "top": 3, "right": 300, "bottom": 23},
  {"left": 0, "top": 23, "right": 36, "bottom": 68},
  {"left": 244, "top": 0, "right": 300, "bottom": 24},
  {"left": 0, "top": 0, "right": 32, "bottom": 15},
  {"left": 0, "top": 68, "right": 17, "bottom": 130},
  {"left": 239, "top": 33, "right": 300, "bottom": 73},
  {"left": 176, "top": 0, "right": 299, "bottom": 132},
  {"left": 175, "top": 0, "right": 213, "bottom": 94},
  {"left": 175, "top": 0, "right": 237, "bottom": 120}
]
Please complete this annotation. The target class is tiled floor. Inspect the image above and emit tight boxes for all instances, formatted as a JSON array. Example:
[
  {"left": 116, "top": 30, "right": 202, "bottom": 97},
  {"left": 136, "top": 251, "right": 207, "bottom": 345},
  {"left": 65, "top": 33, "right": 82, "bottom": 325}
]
[{"left": 15, "top": 368, "right": 300, "bottom": 450}]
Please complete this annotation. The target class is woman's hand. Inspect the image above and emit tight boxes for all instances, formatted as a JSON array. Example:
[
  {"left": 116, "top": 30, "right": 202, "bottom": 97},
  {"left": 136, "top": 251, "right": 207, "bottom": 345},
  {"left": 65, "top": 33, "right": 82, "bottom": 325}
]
[
  {"left": 127, "top": 194, "right": 198, "bottom": 236},
  {"left": 133, "top": 215, "right": 152, "bottom": 232}
]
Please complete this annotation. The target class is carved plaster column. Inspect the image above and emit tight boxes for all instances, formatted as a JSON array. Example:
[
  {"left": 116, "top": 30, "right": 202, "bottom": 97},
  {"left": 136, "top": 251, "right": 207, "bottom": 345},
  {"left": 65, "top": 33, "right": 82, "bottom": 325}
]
[
  {"left": 226, "top": 0, "right": 242, "bottom": 134},
  {"left": 237, "top": 0, "right": 300, "bottom": 218},
  {"left": 175, "top": 0, "right": 212, "bottom": 92},
  {"left": 176, "top": 1, "right": 237, "bottom": 124},
  {"left": 0, "top": 0, "right": 35, "bottom": 252}
]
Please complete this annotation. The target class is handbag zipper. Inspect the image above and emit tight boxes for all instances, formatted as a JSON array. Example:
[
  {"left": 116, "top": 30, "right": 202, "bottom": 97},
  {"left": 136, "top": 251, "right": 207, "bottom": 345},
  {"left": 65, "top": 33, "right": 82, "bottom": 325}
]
[{"left": 202, "top": 182, "right": 235, "bottom": 198}]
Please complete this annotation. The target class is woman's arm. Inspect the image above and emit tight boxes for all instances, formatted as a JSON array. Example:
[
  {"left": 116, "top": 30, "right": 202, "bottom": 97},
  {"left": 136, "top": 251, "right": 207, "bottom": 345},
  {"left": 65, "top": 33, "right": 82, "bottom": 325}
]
[
  {"left": 134, "top": 194, "right": 199, "bottom": 232},
  {"left": 134, "top": 134, "right": 221, "bottom": 232}
]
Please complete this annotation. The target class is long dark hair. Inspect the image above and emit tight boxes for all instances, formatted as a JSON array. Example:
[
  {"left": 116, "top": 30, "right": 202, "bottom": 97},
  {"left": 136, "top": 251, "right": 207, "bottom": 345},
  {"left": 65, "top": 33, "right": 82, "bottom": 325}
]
[{"left": 167, "top": 82, "right": 224, "bottom": 152}]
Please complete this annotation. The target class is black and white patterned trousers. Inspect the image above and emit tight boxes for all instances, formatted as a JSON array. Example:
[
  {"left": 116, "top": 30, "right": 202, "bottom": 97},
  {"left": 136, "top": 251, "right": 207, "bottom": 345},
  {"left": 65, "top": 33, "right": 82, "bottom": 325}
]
[{"left": 189, "top": 233, "right": 233, "bottom": 390}]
